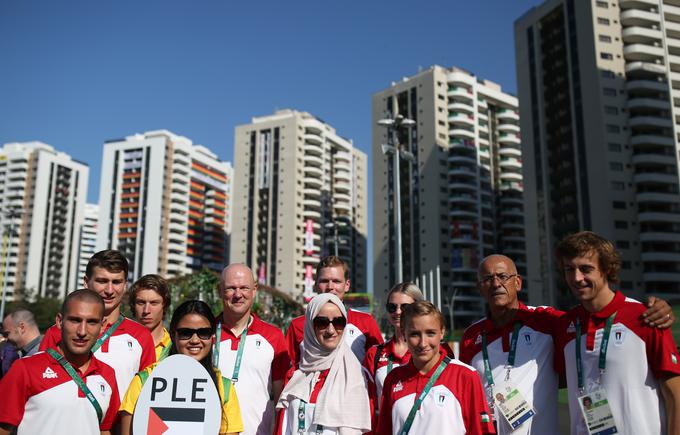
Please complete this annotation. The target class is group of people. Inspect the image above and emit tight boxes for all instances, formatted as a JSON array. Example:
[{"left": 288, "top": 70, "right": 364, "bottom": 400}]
[{"left": 0, "top": 230, "right": 679, "bottom": 434}]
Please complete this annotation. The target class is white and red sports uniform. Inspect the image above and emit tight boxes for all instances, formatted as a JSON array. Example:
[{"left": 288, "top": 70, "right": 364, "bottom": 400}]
[
  {"left": 0, "top": 351, "right": 120, "bottom": 434},
  {"left": 40, "top": 317, "right": 156, "bottom": 400},
  {"left": 460, "top": 303, "right": 562, "bottom": 435},
  {"left": 287, "top": 308, "right": 383, "bottom": 367},
  {"left": 378, "top": 349, "right": 495, "bottom": 435},
  {"left": 216, "top": 313, "right": 291, "bottom": 435},
  {"left": 555, "top": 291, "right": 680, "bottom": 435},
  {"left": 274, "top": 369, "right": 345, "bottom": 435}
]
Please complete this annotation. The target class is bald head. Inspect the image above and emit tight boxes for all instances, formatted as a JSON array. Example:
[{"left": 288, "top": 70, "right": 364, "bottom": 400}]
[
  {"left": 478, "top": 255, "right": 517, "bottom": 278},
  {"left": 219, "top": 263, "right": 257, "bottom": 321},
  {"left": 220, "top": 263, "right": 256, "bottom": 289}
]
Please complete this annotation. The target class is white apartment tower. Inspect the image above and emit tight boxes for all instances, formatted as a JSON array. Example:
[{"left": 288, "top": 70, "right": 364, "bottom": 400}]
[
  {"left": 516, "top": 0, "right": 680, "bottom": 303},
  {"left": 77, "top": 203, "right": 99, "bottom": 281},
  {"left": 230, "top": 109, "right": 368, "bottom": 297},
  {"left": 97, "top": 130, "right": 232, "bottom": 281},
  {"left": 0, "top": 142, "right": 88, "bottom": 300},
  {"left": 372, "top": 66, "right": 526, "bottom": 326}
]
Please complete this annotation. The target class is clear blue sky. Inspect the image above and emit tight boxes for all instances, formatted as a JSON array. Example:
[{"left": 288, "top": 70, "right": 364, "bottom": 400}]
[{"left": 0, "top": 0, "right": 543, "bottom": 285}]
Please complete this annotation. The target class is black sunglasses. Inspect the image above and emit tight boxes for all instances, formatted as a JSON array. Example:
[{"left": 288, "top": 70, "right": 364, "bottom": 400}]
[
  {"left": 175, "top": 327, "right": 213, "bottom": 341},
  {"left": 386, "top": 303, "right": 412, "bottom": 314},
  {"left": 312, "top": 316, "right": 347, "bottom": 330}
]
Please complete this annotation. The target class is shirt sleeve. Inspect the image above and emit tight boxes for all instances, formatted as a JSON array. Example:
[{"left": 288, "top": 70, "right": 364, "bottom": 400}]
[
  {"left": 285, "top": 319, "right": 302, "bottom": 368},
  {"left": 0, "top": 359, "right": 29, "bottom": 427},
  {"left": 363, "top": 345, "right": 378, "bottom": 380},
  {"left": 100, "top": 375, "right": 121, "bottom": 431},
  {"left": 221, "top": 382, "right": 244, "bottom": 433},
  {"left": 364, "top": 317, "right": 384, "bottom": 351},
  {"left": 119, "top": 372, "right": 143, "bottom": 415},
  {"left": 461, "top": 369, "right": 495, "bottom": 435},
  {"left": 459, "top": 331, "right": 475, "bottom": 364},
  {"left": 272, "top": 331, "right": 292, "bottom": 382},
  {"left": 645, "top": 325, "right": 680, "bottom": 379},
  {"left": 138, "top": 329, "right": 157, "bottom": 370},
  {"left": 38, "top": 325, "right": 60, "bottom": 351},
  {"left": 376, "top": 371, "right": 394, "bottom": 435}
]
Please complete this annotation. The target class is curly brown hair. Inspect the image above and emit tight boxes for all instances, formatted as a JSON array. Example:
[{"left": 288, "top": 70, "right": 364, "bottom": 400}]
[
  {"left": 555, "top": 231, "right": 621, "bottom": 283},
  {"left": 128, "top": 274, "right": 170, "bottom": 316}
]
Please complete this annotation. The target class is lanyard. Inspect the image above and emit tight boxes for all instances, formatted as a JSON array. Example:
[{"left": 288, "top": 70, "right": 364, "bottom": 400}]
[
  {"left": 399, "top": 357, "right": 450, "bottom": 435},
  {"left": 91, "top": 315, "right": 124, "bottom": 353},
  {"left": 387, "top": 354, "right": 394, "bottom": 374},
  {"left": 575, "top": 312, "right": 616, "bottom": 392},
  {"left": 481, "top": 322, "right": 521, "bottom": 386},
  {"left": 158, "top": 343, "right": 171, "bottom": 361},
  {"left": 213, "top": 320, "right": 249, "bottom": 382},
  {"left": 297, "top": 401, "right": 324, "bottom": 434},
  {"left": 46, "top": 349, "right": 103, "bottom": 423}
]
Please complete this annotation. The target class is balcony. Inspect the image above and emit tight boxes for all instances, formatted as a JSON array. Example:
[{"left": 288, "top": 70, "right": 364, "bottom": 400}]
[
  {"left": 622, "top": 26, "right": 663, "bottom": 44},
  {"left": 621, "top": 9, "right": 660, "bottom": 27},
  {"left": 628, "top": 115, "right": 673, "bottom": 128},
  {"left": 304, "top": 166, "right": 323, "bottom": 178},
  {"left": 304, "top": 154, "right": 324, "bottom": 168},
  {"left": 627, "top": 97, "right": 670, "bottom": 110},
  {"left": 633, "top": 173, "right": 679, "bottom": 184},
  {"left": 623, "top": 43, "right": 665, "bottom": 62},
  {"left": 643, "top": 272, "right": 680, "bottom": 282},
  {"left": 636, "top": 192, "right": 680, "bottom": 203},
  {"left": 304, "top": 143, "right": 323, "bottom": 157},
  {"left": 632, "top": 153, "right": 676, "bottom": 165},
  {"left": 642, "top": 252, "right": 680, "bottom": 262},
  {"left": 638, "top": 212, "right": 680, "bottom": 223},
  {"left": 626, "top": 78, "right": 668, "bottom": 93}
]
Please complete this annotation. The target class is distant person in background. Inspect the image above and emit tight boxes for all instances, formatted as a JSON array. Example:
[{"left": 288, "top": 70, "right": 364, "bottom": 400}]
[
  {"left": 286, "top": 256, "right": 383, "bottom": 367},
  {"left": 0, "top": 329, "right": 18, "bottom": 379},
  {"left": 3, "top": 309, "right": 43, "bottom": 358},
  {"left": 129, "top": 274, "right": 172, "bottom": 361},
  {"left": 275, "top": 293, "right": 371, "bottom": 435}
]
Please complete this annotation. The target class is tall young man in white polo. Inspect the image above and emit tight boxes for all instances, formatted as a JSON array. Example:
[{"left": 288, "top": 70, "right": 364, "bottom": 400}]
[
  {"left": 215, "top": 263, "right": 291, "bottom": 435},
  {"left": 286, "top": 255, "right": 383, "bottom": 367},
  {"left": 0, "top": 290, "right": 120, "bottom": 435},
  {"left": 555, "top": 231, "right": 680, "bottom": 435},
  {"left": 40, "top": 250, "right": 156, "bottom": 400}
]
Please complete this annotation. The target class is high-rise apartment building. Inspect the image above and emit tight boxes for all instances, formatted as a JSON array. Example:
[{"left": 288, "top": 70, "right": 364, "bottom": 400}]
[
  {"left": 516, "top": 0, "right": 680, "bottom": 303},
  {"left": 372, "top": 66, "right": 525, "bottom": 326},
  {"left": 77, "top": 203, "right": 99, "bottom": 281},
  {"left": 97, "top": 130, "right": 232, "bottom": 281},
  {"left": 0, "top": 142, "right": 88, "bottom": 300},
  {"left": 230, "top": 109, "right": 368, "bottom": 297}
]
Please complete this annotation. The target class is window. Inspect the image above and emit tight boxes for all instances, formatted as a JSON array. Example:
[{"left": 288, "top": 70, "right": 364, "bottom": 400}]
[
  {"left": 600, "top": 52, "right": 613, "bottom": 60},
  {"left": 599, "top": 35, "right": 612, "bottom": 43},
  {"left": 615, "top": 220, "right": 628, "bottom": 229},
  {"left": 601, "top": 70, "right": 615, "bottom": 78},
  {"left": 608, "top": 143, "right": 622, "bottom": 152},
  {"left": 604, "top": 106, "right": 619, "bottom": 115},
  {"left": 611, "top": 181, "right": 625, "bottom": 190},
  {"left": 610, "top": 162, "right": 623, "bottom": 171},
  {"left": 603, "top": 88, "right": 617, "bottom": 97},
  {"left": 613, "top": 201, "right": 626, "bottom": 209},
  {"left": 598, "top": 17, "right": 610, "bottom": 25},
  {"left": 596, "top": 0, "right": 608, "bottom": 7},
  {"left": 606, "top": 124, "right": 620, "bottom": 133},
  {"left": 616, "top": 240, "right": 630, "bottom": 249}
]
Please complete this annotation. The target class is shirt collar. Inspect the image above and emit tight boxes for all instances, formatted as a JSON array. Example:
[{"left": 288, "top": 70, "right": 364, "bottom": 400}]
[{"left": 590, "top": 290, "right": 623, "bottom": 319}]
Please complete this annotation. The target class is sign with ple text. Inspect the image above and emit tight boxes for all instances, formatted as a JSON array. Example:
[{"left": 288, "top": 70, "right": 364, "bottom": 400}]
[{"left": 132, "top": 354, "right": 222, "bottom": 435}]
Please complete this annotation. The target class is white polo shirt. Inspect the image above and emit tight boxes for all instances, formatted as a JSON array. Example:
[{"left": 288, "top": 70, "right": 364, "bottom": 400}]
[
  {"left": 555, "top": 291, "right": 680, "bottom": 435},
  {"left": 40, "top": 317, "right": 156, "bottom": 400},
  {"left": 217, "top": 313, "right": 291, "bottom": 435},
  {"left": 460, "top": 303, "right": 563, "bottom": 435},
  {"left": 378, "top": 350, "right": 495, "bottom": 435},
  {"left": 0, "top": 351, "right": 120, "bottom": 434}
]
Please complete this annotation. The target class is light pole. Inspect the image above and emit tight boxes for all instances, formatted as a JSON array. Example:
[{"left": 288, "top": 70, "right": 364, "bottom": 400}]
[
  {"left": 377, "top": 114, "right": 415, "bottom": 283},
  {"left": 0, "top": 208, "right": 23, "bottom": 321},
  {"left": 324, "top": 221, "right": 347, "bottom": 257}
]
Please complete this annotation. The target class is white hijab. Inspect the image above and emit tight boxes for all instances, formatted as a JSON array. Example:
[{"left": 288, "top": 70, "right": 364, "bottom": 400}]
[{"left": 277, "top": 293, "right": 371, "bottom": 435}]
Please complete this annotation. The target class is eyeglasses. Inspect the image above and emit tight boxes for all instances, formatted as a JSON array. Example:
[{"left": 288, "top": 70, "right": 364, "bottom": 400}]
[
  {"left": 175, "top": 327, "right": 213, "bottom": 341},
  {"left": 386, "top": 303, "right": 412, "bottom": 314},
  {"left": 312, "top": 316, "right": 347, "bottom": 331},
  {"left": 479, "top": 273, "right": 518, "bottom": 285}
]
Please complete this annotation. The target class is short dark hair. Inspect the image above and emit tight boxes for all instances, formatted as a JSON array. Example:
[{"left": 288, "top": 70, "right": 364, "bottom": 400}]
[
  {"left": 315, "top": 256, "right": 349, "bottom": 281},
  {"left": 61, "top": 289, "right": 105, "bottom": 318},
  {"left": 555, "top": 231, "right": 621, "bottom": 283},
  {"left": 85, "top": 250, "right": 129, "bottom": 280},
  {"left": 128, "top": 274, "right": 170, "bottom": 316},
  {"left": 400, "top": 300, "right": 446, "bottom": 332}
]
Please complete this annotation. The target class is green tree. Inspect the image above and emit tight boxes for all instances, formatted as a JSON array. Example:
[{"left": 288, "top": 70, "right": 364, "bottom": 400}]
[
  {"left": 6, "top": 287, "right": 62, "bottom": 331},
  {"left": 167, "top": 267, "right": 222, "bottom": 315}
]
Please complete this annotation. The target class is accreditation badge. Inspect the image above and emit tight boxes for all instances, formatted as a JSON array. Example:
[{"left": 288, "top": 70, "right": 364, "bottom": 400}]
[
  {"left": 577, "top": 389, "right": 618, "bottom": 435},
  {"left": 493, "top": 383, "right": 536, "bottom": 430}
]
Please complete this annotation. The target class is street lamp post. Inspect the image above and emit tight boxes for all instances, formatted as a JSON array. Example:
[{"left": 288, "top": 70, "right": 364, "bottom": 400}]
[
  {"left": 0, "top": 208, "right": 23, "bottom": 321},
  {"left": 377, "top": 114, "right": 415, "bottom": 283}
]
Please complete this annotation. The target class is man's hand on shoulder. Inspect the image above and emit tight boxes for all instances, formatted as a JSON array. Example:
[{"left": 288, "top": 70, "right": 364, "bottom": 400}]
[{"left": 643, "top": 296, "right": 675, "bottom": 329}]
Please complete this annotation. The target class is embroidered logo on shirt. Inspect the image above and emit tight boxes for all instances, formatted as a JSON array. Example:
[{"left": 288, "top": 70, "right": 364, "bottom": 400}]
[
  {"left": 349, "top": 329, "right": 355, "bottom": 336},
  {"left": 255, "top": 339, "right": 262, "bottom": 349},
  {"left": 436, "top": 393, "right": 447, "bottom": 406},
  {"left": 42, "top": 367, "right": 58, "bottom": 379},
  {"left": 523, "top": 333, "right": 532, "bottom": 345},
  {"left": 613, "top": 329, "right": 626, "bottom": 346},
  {"left": 672, "top": 353, "right": 678, "bottom": 364},
  {"left": 481, "top": 412, "right": 490, "bottom": 423},
  {"left": 393, "top": 381, "right": 403, "bottom": 392},
  {"left": 98, "top": 382, "right": 106, "bottom": 394},
  {"left": 567, "top": 322, "right": 576, "bottom": 334},
  {"left": 127, "top": 340, "right": 133, "bottom": 350},
  {"left": 475, "top": 334, "right": 482, "bottom": 345}
]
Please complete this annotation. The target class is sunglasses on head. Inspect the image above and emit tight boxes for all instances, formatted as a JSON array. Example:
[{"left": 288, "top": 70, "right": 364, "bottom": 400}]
[
  {"left": 386, "top": 303, "right": 412, "bottom": 314},
  {"left": 312, "top": 316, "right": 347, "bottom": 330},
  {"left": 175, "top": 327, "right": 213, "bottom": 341}
]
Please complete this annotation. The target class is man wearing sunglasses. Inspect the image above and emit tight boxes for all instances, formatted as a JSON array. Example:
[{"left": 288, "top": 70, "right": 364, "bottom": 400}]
[
  {"left": 215, "top": 263, "right": 291, "bottom": 435},
  {"left": 460, "top": 254, "right": 674, "bottom": 435},
  {"left": 286, "top": 255, "right": 383, "bottom": 367}
]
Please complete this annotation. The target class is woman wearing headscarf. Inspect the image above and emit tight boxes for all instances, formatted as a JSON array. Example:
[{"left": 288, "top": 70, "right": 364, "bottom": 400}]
[{"left": 275, "top": 293, "right": 372, "bottom": 435}]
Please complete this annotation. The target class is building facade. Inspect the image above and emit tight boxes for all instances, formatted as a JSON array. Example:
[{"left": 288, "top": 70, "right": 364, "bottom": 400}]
[
  {"left": 77, "top": 203, "right": 99, "bottom": 282},
  {"left": 230, "top": 109, "right": 368, "bottom": 297},
  {"left": 97, "top": 130, "right": 232, "bottom": 281},
  {"left": 0, "top": 142, "right": 88, "bottom": 300},
  {"left": 372, "top": 66, "right": 526, "bottom": 326},
  {"left": 516, "top": 0, "right": 680, "bottom": 304}
]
